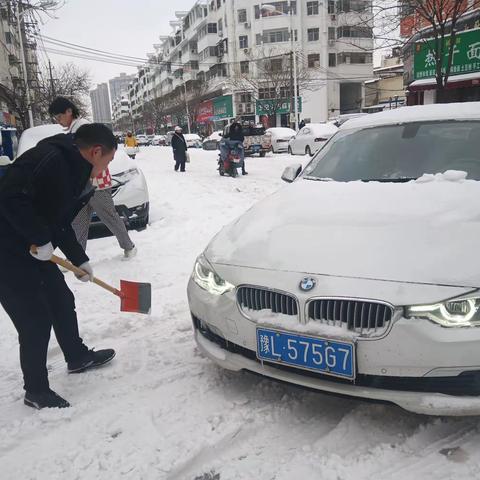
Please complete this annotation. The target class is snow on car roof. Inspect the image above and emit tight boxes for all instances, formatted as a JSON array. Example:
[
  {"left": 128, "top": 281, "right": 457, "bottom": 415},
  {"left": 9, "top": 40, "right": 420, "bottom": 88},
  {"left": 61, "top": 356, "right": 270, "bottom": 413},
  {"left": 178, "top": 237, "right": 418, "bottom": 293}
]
[
  {"left": 342, "top": 102, "right": 480, "bottom": 131},
  {"left": 306, "top": 123, "right": 339, "bottom": 135}
]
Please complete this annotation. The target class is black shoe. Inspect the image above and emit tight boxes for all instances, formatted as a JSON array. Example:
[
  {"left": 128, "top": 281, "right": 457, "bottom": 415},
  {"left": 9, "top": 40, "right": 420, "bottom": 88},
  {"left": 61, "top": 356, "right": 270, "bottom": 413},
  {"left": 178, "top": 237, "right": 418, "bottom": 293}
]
[
  {"left": 68, "top": 348, "right": 116, "bottom": 374},
  {"left": 242, "top": 170, "right": 248, "bottom": 175},
  {"left": 24, "top": 389, "right": 70, "bottom": 409}
]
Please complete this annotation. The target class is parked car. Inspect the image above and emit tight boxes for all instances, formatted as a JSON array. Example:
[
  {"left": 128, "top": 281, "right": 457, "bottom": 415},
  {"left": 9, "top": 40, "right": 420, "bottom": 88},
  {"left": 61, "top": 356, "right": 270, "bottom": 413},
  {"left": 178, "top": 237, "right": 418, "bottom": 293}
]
[
  {"left": 136, "top": 134, "right": 149, "bottom": 146},
  {"left": 188, "top": 102, "right": 480, "bottom": 416},
  {"left": 17, "top": 124, "right": 150, "bottom": 233},
  {"left": 202, "top": 131, "right": 223, "bottom": 150},
  {"left": 151, "top": 135, "right": 166, "bottom": 146},
  {"left": 146, "top": 134, "right": 156, "bottom": 145},
  {"left": 266, "top": 127, "right": 296, "bottom": 153},
  {"left": 184, "top": 133, "right": 203, "bottom": 148},
  {"left": 288, "top": 123, "right": 339, "bottom": 156}
]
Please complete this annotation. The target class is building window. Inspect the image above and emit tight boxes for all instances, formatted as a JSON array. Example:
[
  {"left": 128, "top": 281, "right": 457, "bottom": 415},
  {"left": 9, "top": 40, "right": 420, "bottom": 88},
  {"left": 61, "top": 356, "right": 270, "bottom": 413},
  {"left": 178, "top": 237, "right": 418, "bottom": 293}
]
[
  {"left": 328, "top": 0, "right": 336, "bottom": 14},
  {"left": 259, "top": 87, "right": 276, "bottom": 99},
  {"left": 338, "top": 0, "right": 370, "bottom": 13},
  {"left": 240, "top": 61, "right": 250, "bottom": 74},
  {"left": 329, "top": 53, "right": 337, "bottom": 67},
  {"left": 268, "top": 58, "right": 284, "bottom": 72},
  {"left": 307, "top": 28, "right": 320, "bottom": 41},
  {"left": 307, "top": 1, "right": 319, "bottom": 15},
  {"left": 328, "top": 27, "right": 336, "bottom": 40},
  {"left": 308, "top": 53, "right": 320, "bottom": 68},
  {"left": 238, "top": 9, "right": 247, "bottom": 23},
  {"left": 261, "top": 28, "right": 290, "bottom": 44},
  {"left": 337, "top": 26, "right": 373, "bottom": 38},
  {"left": 207, "top": 22, "right": 218, "bottom": 33},
  {"left": 239, "top": 35, "right": 248, "bottom": 49},
  {"left": 337, "top": 52, "right": 373, "bottom": 64}
]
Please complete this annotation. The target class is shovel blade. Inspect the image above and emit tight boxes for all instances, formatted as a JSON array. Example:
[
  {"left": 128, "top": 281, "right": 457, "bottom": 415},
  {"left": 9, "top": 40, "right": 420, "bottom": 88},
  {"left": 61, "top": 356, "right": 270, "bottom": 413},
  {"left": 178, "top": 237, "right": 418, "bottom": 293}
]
[{"left": 120, "top": 280, "right": 151, "bottom": 314}]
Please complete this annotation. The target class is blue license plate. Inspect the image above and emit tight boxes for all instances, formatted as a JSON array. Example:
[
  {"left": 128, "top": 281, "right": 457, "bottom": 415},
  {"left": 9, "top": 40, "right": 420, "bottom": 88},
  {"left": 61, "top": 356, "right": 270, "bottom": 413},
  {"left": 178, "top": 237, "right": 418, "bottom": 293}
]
[{"left": 256, "top": 328, "right": 355, "bottom": 379}]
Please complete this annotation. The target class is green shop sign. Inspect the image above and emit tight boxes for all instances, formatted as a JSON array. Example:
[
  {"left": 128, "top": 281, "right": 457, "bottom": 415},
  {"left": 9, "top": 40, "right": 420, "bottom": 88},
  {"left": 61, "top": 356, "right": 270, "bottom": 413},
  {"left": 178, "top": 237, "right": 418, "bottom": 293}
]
[
  {"left": 212, "top": 95, "right": 233, "bottom": 121},
  {"left": 414, "top": 28, "right": 480, "bottom": 80},
  {"left": 256, "top": 97, "right": 302, "bottom": 115}
]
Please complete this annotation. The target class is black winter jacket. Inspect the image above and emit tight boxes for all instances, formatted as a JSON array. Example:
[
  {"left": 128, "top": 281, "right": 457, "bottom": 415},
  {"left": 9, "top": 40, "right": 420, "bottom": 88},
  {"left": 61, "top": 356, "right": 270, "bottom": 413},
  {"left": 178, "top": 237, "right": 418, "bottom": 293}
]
[
  {"left": 226, "top": 123, "right": 245, "bottom": 142},
  {"left": 0, "top": 134, "right": 93, "bottom": 266}
]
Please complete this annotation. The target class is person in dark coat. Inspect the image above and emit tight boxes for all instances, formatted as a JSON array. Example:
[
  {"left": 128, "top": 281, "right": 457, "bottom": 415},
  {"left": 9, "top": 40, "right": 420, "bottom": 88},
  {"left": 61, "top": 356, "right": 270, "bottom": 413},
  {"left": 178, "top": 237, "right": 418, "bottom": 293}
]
[
  {"left": 224, "top": 120, "right": 247, "bottom": 175},
  {"left": 298, "top": 119, "right": 306, "bottom": 130},
  {"left": 0, "top": 123, "right": 117, "bottom": 410},
  {"left": 171, "top": 126, "right": 187, "bottom": 172}
]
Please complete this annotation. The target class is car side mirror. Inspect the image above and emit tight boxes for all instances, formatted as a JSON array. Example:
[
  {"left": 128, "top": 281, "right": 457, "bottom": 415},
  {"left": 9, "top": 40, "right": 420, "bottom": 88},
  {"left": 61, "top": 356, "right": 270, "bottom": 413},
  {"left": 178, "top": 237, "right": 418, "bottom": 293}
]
[{"left": 281, "top": 163, "right": 302, "bottom": 183}]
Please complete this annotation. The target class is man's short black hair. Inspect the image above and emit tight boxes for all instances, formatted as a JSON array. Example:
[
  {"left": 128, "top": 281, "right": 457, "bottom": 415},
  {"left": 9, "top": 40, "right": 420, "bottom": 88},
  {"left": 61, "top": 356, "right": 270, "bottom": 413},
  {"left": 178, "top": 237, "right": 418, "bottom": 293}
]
[
  {"left": 74, "top": 124, "right": 117, "bottom": 152},
  {"left": 48, "top": 97, "right": 80, "bottom": 118}
]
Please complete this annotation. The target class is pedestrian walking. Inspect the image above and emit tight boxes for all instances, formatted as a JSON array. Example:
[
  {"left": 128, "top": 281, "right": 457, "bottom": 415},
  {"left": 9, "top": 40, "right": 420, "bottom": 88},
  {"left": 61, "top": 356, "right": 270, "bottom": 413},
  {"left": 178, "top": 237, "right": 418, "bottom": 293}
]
[
  {"left": 171, "top": 126, "right": 187, "bottom": 172},
  {"left": 0, "top": 124, "right": 117, "bottom": 409},
  {"left": 49, "top": 97, "right": 137, "bottom": 259}
]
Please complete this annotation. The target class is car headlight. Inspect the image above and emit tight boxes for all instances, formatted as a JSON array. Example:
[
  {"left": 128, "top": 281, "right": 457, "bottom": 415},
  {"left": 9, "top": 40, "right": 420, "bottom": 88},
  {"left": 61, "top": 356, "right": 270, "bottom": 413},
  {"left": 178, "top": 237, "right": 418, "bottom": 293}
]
[
  {"left": 405, "top": 295, "right": 480, "bottom": 327},
  {"left": 192, "top": 254, "right": 234, "bottom": 295},
  {"left": 113, "top": 168, "right": 139, "bottom": 184}
]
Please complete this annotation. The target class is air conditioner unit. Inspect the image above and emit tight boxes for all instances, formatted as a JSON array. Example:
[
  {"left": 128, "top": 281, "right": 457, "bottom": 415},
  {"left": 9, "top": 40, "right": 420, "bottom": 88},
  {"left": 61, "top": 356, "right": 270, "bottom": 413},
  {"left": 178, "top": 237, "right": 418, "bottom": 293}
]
[
  {"left": 219, "top": 31, "right": 224, "bottom": 37},
  {"left": 244, "top": 22, "right": 251, "bottom": 28},
  {"left": 330, "top": 14, "right": 337, "bottom": 21},
  {"left": 245, "top": 103, "right": 254, "bottom": 114},
  {"left": 243, "top": 48, "right": 251, "bottom": 55},
  {"left": 237, "top": 103, "right": 244, "bottom": 114}
]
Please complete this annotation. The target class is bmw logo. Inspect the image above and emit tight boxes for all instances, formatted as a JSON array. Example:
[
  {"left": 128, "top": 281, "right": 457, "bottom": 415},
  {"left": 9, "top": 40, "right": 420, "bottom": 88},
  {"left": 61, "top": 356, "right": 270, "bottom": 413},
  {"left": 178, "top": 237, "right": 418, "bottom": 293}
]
[{"left": 299, "top": 277, "right": 316, "bottom": 292}]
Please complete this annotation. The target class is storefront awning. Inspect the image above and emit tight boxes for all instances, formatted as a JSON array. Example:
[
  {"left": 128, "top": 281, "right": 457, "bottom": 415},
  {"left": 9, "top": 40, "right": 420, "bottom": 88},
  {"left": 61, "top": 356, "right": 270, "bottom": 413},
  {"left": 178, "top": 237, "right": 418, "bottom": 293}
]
[{"left": 408, "top": 72, "right": 480, "bottom": 92}]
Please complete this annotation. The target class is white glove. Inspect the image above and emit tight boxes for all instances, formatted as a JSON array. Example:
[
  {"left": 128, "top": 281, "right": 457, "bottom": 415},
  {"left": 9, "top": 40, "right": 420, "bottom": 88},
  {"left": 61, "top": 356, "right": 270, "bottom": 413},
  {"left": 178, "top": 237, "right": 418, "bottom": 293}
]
[
  {"left": 75, "top": 262, "right": 94, "bottom": 282},
  {"left": 30, "top": 242, "right": 54, "bottom": 261}
]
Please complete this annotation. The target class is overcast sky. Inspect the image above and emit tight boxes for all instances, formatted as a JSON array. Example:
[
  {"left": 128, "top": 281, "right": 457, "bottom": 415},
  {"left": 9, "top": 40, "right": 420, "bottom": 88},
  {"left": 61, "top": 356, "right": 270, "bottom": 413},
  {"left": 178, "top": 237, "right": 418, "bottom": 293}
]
[{"left": 40, "top": 0, "right": 195, "bottom": 87}]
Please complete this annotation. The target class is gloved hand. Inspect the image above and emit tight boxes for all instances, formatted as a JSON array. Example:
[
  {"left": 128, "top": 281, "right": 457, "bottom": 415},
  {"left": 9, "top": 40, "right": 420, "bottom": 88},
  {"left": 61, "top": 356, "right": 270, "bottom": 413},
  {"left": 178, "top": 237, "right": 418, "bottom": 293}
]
[
  {"left": 30, "top": 242, "right": 54, "bottom": 261},
  {"left": 75, "top": 262, "right": 94, "bottom": 282}
]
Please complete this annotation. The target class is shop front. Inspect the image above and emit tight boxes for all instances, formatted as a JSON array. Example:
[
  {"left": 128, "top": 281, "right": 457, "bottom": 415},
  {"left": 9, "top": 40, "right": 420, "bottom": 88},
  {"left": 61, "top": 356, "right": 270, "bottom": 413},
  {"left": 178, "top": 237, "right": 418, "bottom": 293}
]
[
  {"left": 407, "top": 28, "right": 480, "bottom": 104},
  {"left": 256, "top": 97, "right": 302, "bottom": 128},
  {"left": 196, "top": 95, "right": 234, "bottom": 134}
]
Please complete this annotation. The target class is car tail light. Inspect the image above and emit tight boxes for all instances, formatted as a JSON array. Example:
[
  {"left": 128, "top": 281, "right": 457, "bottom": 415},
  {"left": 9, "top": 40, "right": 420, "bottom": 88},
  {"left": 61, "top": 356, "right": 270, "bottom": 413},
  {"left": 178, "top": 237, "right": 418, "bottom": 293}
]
[{"left": 314, "top": 137, "right": 328, "bottom": 142}]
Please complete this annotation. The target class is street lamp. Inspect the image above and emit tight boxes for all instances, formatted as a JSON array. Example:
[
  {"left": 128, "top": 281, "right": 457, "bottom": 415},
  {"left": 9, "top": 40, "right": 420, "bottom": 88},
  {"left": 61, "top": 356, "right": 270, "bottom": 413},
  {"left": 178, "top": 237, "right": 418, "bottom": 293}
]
[{"left": 261, "top": 2, "right": 299, "bottom": 131}]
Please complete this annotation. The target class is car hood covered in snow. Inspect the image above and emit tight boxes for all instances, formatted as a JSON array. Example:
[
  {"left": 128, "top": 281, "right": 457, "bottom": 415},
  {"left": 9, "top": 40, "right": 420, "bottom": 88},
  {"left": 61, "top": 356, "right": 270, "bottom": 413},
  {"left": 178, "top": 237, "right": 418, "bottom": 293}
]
[{"left": 205, "top": 173, "right": 480, "bottom": 288}]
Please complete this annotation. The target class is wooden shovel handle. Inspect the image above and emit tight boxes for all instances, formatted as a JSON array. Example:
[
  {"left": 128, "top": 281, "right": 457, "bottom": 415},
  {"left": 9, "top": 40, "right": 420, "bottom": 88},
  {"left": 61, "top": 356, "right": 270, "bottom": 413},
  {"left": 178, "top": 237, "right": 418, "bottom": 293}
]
[{"left": 50, "top": 254, "right": 123, "bottom": 298}]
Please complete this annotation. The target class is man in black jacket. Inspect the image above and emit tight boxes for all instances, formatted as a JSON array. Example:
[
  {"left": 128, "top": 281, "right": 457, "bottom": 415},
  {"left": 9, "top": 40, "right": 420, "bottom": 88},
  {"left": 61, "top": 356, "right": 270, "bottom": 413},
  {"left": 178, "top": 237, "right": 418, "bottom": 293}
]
[{"left": 0, "top": 123, "right": 117, "bottom": 409}]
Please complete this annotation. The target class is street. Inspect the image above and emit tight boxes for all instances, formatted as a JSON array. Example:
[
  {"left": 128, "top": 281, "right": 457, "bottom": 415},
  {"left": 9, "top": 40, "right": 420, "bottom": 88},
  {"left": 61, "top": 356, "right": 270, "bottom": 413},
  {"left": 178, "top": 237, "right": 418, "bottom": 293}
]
[{"left": 1, "top": 146, "right": 479, "bottom": 479}]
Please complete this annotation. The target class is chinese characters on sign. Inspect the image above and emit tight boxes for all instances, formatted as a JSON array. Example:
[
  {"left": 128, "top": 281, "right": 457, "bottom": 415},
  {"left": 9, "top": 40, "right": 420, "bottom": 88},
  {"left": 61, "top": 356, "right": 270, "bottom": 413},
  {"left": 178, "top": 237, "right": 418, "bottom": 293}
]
[{"left": 414, "top": 28, "right": 480, "bottom": 80}]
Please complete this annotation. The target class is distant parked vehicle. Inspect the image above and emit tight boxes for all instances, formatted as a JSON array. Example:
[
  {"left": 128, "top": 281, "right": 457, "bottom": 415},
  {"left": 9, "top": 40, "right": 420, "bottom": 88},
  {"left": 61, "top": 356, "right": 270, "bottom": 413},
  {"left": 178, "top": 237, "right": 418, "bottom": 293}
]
[
  {"left": 151, "top": 135, "right": 166, "bottom": 146},
  {"left": 266, "top": 127, "right": 296, "bottom": 153},
  {"left": 136, "top": 134, "right": 149, "bottom": 146},
  {"left": 146, "top": 134, "right": 155, "bottom": 145},
  {"left": 288, "top": 123, "right": 338, "bottom": 156},
  {"left": 223, "top": 124, "right": 271, "bottom": 157},
  {"left": 184, "top": 133, "right": 203, "bottom": 148},
  {"left": 203, "top": 131, "right": 223, "bottom": 150},
  {"left": 165, "top": 131, "right": 175, "bottom": 146}
]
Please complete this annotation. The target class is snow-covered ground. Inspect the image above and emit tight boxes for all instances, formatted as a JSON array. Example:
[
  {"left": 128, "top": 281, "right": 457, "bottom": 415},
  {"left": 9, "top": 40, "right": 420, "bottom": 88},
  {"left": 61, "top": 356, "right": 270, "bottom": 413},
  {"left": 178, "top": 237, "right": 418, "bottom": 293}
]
[{"left": 1, "top": 146, "right": 480, "bottom": 479}]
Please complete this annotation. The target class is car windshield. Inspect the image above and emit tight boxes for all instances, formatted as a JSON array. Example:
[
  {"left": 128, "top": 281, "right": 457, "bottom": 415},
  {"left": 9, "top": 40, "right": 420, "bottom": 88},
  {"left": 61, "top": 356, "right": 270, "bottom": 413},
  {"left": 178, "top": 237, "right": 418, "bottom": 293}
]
[{"left": 303, "top": 120, "right": 480, "bottom": 182}]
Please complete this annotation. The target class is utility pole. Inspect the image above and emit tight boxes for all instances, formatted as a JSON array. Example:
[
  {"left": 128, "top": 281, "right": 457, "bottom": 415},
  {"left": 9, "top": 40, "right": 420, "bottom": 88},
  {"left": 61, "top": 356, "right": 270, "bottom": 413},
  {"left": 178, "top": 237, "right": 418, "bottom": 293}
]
[
  {"left": 48, "top": 59, "right": 56, "bottom": 98},
  {"left": 290, "top": 0, "right": 299, "bottom": 132},
  {"left": 289, "top": 50, "right": 294, "bottom": 129},
  {"left": 183, "top": 80, "right": 191, "bottom": 134},
  {"left": 16, "top": 1, "right": 34, "bottom": 128}
]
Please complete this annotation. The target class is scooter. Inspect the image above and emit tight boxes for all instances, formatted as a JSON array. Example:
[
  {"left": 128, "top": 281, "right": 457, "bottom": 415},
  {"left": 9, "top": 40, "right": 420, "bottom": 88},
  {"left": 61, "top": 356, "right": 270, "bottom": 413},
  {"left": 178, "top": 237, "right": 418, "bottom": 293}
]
[{"left": 218, "top": 144, "right": 242, "bottom": 177}]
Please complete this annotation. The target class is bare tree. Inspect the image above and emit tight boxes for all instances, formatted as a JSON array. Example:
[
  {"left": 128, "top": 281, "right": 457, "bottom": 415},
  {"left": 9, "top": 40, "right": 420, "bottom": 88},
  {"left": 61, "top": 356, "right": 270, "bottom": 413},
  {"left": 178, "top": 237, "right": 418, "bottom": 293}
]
[
  {"left": 36, "top": 62, "right": 92, "bottom": 119},
  {"left": 372, "top": 0, "right": 480, "bottom": 102}
]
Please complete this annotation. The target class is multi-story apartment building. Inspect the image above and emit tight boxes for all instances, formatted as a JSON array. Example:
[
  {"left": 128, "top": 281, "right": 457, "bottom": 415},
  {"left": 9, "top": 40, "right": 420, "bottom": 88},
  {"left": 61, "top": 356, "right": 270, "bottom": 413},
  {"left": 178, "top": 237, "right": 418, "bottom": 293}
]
[
  {"left": 111, "top": 92, "right": 131, "bottom": 131},
  {"left": 90, "top": 83, "right": 112, "bottom": 126},
  {"left": 128, "top": 0, "right": 373, "bottom": 133},
  {"left": 109, "top": 72, "right": 136, "bottom": 107},
  {"left": 0, "top": 0, "right": 41, "bottom": 129}
]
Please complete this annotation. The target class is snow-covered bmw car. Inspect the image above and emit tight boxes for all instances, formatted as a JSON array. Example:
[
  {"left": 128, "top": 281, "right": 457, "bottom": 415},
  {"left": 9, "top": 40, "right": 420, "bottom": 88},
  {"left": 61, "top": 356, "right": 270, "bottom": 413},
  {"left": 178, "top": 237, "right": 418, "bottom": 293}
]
[
  {"left": 188, "top": 102, "right": 480, "bottom": 416},
  {"left": 17, "top": 124, "right": 149, "bottom": 233}
]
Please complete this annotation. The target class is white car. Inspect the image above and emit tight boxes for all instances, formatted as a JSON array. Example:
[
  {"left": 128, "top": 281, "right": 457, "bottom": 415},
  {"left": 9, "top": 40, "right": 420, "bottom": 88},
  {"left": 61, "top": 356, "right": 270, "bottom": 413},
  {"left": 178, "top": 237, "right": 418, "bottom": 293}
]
[
  {"left": 266, "top": 127, "right": 296, "bottom": 153},
  {"left": 202, "top": 131, "right": 223, "bottom": 150},
  {"left": 288, "top": 123, "right": 339, "bottom": 156},
  {"left": 136, "top": 134, "right": 149, "bottom": 146},
  {"left": 151, "top": 135, "right": 166, "bottom": 146},
  {"left": 188, "top": 102, "right": 480, "bottom": 416},
  {"left": 17, "top": 124, "right": 149, "bottom": 232},
  {"left": 184, "top": 133, "right": 202, "bottom": 148}
]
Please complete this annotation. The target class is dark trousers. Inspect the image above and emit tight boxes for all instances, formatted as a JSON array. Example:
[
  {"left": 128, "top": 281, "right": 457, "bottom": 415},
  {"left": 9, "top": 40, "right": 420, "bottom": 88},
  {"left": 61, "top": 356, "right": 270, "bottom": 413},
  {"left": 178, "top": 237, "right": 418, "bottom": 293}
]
[
  {"left": 174, "top": 151, "right": 186, "bottom": 172},
  {"left": 0, "top": 253, "right": 88, "bottom": 393}
]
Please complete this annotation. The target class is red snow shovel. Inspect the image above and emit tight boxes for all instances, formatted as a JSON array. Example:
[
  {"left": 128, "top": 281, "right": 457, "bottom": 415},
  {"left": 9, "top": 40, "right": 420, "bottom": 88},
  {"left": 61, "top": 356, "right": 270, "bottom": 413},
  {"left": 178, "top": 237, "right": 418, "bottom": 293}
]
[
  {"left": 30, "top": 245, "right": 151, "bottom": 314},
  {"left": 50, "top": 255, "right": 151, "bottom": 314}
]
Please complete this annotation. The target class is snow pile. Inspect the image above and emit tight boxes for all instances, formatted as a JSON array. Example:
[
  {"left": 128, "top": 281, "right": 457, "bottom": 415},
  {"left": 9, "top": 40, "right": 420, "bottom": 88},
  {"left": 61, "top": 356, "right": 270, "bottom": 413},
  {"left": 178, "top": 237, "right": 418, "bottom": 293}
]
[{"left": 1, "top": 147, "right": 480, "bottom": 479}]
